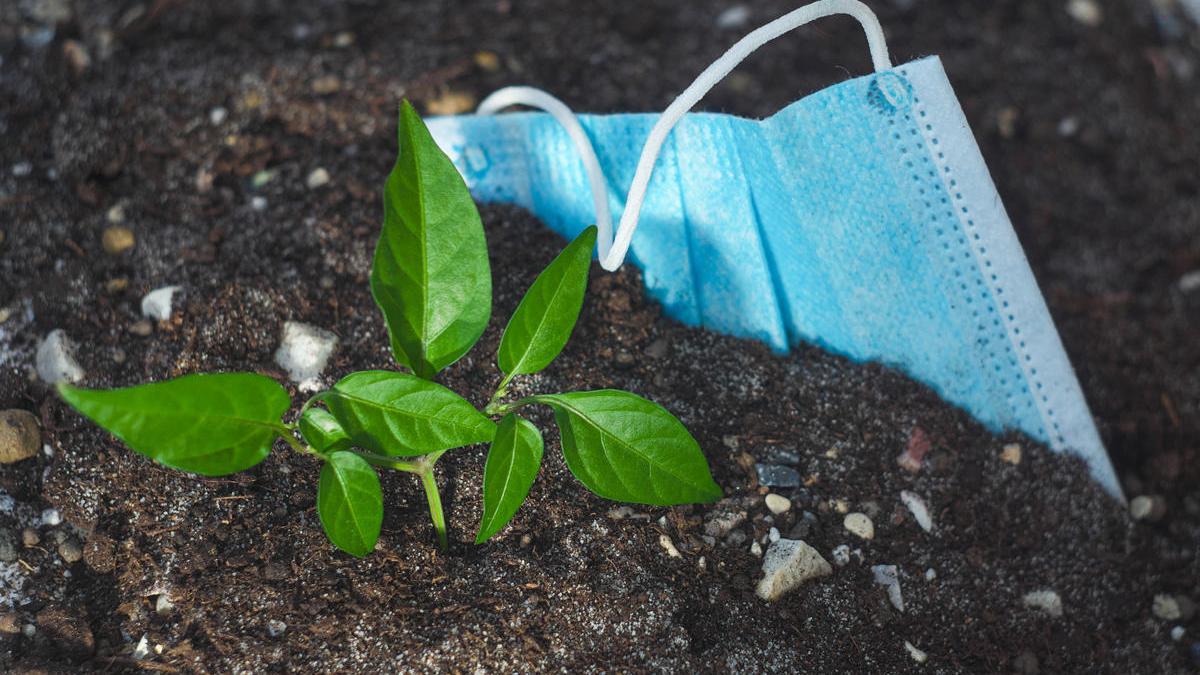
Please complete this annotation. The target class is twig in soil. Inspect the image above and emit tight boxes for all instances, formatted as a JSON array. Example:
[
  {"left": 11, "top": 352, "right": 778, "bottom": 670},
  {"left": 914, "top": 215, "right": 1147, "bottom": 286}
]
[
  {"left": 143, "top": 524, "right": 183, "bottom": 537},
  {"left": 1160, "top": 392, "right": 1181, "bottom": 428}
]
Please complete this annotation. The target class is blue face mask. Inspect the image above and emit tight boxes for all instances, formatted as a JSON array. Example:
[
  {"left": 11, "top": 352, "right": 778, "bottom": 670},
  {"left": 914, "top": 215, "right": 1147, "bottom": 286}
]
[{"left": 425, "top": 0, "right": 1120, "bottom": 496}]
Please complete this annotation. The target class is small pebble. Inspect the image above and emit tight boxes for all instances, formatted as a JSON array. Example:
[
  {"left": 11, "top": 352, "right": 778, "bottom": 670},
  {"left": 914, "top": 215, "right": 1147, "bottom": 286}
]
[
  {"left": 1067, "top": 0, "right": 1103, "bottom": 26},
  {"left": 644, "top": 338, "right": 669, "bottom": 359},
  {"left": 1179, "top": 270, "right": 1200, "bottom": 294},
  {"left": 209, "top": 106, "right": 228, "bottom": 125},
  {"left": 274, "top": 321, "right": 338, "bottom": 392},
  {"left": 267, "top": 619, "right": 287, "bottom": 638},
  {"left": 105, "top": 277, "right": 129, "bottom": 294},
  {"left": 133, "top": 634, "right": 150, "bottom": 660},
  {"left": 141, "top": 285, "right": 181, "bottom": 321},
  {"left": 332, "top": 31, "right": 355, "bottom": 48},
  {"left": 0, "top": 613, "right": 19, "bottom": 634},
  {"left": 311, "top": 75, "right": 341, "bottom": 95},
  {"left": 101, "top": 226, "right": 135, "bottom": 255},
  {"left": 36, "top": 330, "right": 85, "bottom": 384},
  {"left": 306, "top": 168, "right": 330, "bottom": 189},
  {"left": 872, "top": 564, "right": 905, "bottom": 612},
  {"left": 425, "top": 90, "right": 477, "bottom": 116},
  {"left": 128, "top": 320, "right": 153, "bottom": 337},
  {"left": 1000, "top": 443, "right": 1023, "bottom": 465},
  {"left": 155, "top": 594, "right": 174, "bottom": 615},
  {"left": 22, "top": 623, "right": 36, "bottom": 638},
  {"left": 715, "top": 5, "right": 751, "bottom": 29},
  {"left": 62, "top": 39, "right": 91, "bottom": 75},
  {"left": 22, "top": 528, "right": 40, "bottom": 547},
  {"left": 251, "top": 196, "right": 268, "bottom": 211},
  {"left": 764, "top": 493, "right": 791, "bottom": 515},
  {"left": 659, "top": 534, "right": 682, "bottom": 559},
  {"left": 844, "top": 512, "right": 875, "bottom": 540},
  {"left": 925, "top": 568, "right": 937, "bottom": 581},
  {"left": 900, "top": 491, "right": 934, "bottom": 532},
  {"left": 831, "top": 544, "right": 851, "bottom": 567},
  {"left": 58, "top": 538, "right": 83, "bottom": 563},
  {"left": 768, "top": 527, "right": 780, "bottom": 543},
  {"left": 755, "top": 539, "right": 832, "bottom": 601},
  {"left": 0, "top": 409, "right": 41, "bottom": 464},
  {"left": 1172, "top": 626, "right": 1186, "bottom": 641},
  {"left": 905, "top": 640, "right": 928, "bottom": 664},
  {"left": 42, "top": 508, "right": 62, "bottom": 526},
  {"left": 0, "top": 530, "right": 16, "bottom": 562},
  {"left": 12, "top": 162, "right": 33, "bottom": 177},
  {"left": 897, "top": 426, "right": 931, "bottom": 473},
  {"left": 1057, "top": 117, "right": 1079, "bottom": 138},
  {"left": 1130, "top": 495, "right": 1167, "bottom": 522},
  {"left": 1152, "top": 594, "right": 1195, "bottom": 621},
  {"left": 749, "top": 541, "right": 763, "bottom": 557},
  {"left": 1023, "top": 589, "right": 1064, "bottom": 618},
  {"left": 473, "top": 51, "right": 501, "bottom": 72}
]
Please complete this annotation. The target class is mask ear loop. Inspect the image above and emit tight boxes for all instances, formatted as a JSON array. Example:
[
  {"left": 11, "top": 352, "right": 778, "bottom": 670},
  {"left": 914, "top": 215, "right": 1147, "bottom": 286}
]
[{"left": 476, "top": 0, "right": 891, "bottom": 271}]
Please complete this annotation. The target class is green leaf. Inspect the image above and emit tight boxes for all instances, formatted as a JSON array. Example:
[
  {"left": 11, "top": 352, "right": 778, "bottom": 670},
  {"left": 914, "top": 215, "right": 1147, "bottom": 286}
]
[
  {"left": 321, "top": 370, "right": 495, "bottom": 456},
  {"left": 498, "top": 226, "right": 596, "bottom": 377},
  {"left": 299, "top": 407, "right": 351, "bottom": 454},
  {"left": 57, "top": 373, "right": 289, "bottom": 476},
  {"left": 371, "top": 100, "right": 492, "bottom": 379},
  {"left": 533, "top": 391, "right": 722, "bottom": 505},
  {"left": 476, "top": 414, "right": 543, "bottom": 544},
  {"left": 317, "top": 451, "right": 382, "bottom": 557}
]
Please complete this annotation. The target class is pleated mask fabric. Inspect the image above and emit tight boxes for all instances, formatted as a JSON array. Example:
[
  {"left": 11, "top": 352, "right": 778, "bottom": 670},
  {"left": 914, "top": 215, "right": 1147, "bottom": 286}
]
[{"left": 424, "top": 1, "right": 1120, "bottom": 496}]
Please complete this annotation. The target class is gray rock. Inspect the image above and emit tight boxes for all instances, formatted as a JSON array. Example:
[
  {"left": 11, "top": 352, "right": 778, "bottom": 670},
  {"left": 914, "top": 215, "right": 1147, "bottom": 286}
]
[
  {"left": 704, "top": 510, "right": 746, "bottom": 538},
  {"left": 873, "top": 564, "right": 905, "bottom": 612},
  {"left": 1022, "top": 589, "right": 1063, "bottom": 618},
  {"left": 267, "top": 619, "right": 287, "bottom": 637},
  {"left": 58, "top": 538, "right": 83, "bottom": 563},
  {"left": 0, "top": 409, "right": 41, "bottom": 464},
  {"left": 755, "top": 538, "right": 832, "bottom": 601},
  {"left": 756, "top": 464, "right": 801, "bottom": 488},
  {"left": 759, "top": 446, "right": 801, "bottom": 465},
  {"left": 36, "top": 330, "right": 84, "bottom": 384}
]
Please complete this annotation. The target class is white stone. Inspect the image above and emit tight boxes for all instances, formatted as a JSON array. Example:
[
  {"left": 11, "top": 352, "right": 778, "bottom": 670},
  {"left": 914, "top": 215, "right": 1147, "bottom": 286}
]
[
  {"left": 831, "top": 544, "right": 851, "bottom": 567},
  {"left": 141, "top": 285, "right": 180, "bottom": 321},
  {"left": 36, "top": 330, "right": 84, "bottom": 384},
  {"left": 251, "top": 196, "right": 268, "bottom": 211},
  {"left": 41, "top": 508, "right": 61, "bottom": 526},
  {"left": 209, "top": 107, "right": 228, "bottom": 125},
  {"left": 704, "top": 510, "right": 745, "bottom": 538},
  {"left": 274, "top": 321, "right": 338, "bottom": 392},
  {"left": 768, "top": 527, "right": 780, "bottom": 543},
  {"left": 306, "top": 168, "right": 330, "bottom": 189},
  {"left": 925, "top": 568, "right": 937, "bottom": 581},
  {"left": 1023, "top": 589, "right": 1064, "bottom": 617},
  {"left": 905, "top": 641, "right": 928, "bottom": 664},
  {"left": 1130, "top": 495, "right": 1166, "bottom": 522},
  {"left": 133, "top": 634, "right": 150, "bottom": 660},
  {"left": 1153, "top": 594, "right": 1183, "bottom": 621},
  {"left": 716, "top": 5, "right": 751, "bottom": 29},
  {"left": 1171, "top": 626, "right": 1185, "bottom": 641},
  {"left": 900, "top": 491, "right": 934, "bottom": 532},
  {"left": 873, "top": 564, "right": 904, "bottom": 612},
  {"left": 844, "top": 512, "right": 874, "bottom": 540},
  {"left": 659, "top": 534, "right": 682, "bottom": 559},
  {"left": 754, "top": 538, "right": 832, "bottom": 602},
  {"left": 764, "top": 493, "right": 791, "bottom": 515},
  {"left": 1067, "top": 0, "right": 1103, "bottom": 26},
  {"left": 155, "top": 593, "right": 174, "bottom": 615},
  {"left": 1179, "top": 270, "right": 1200, "bottom": 293},
  {"left": 749, "top": 541, "right": 763, "bottom": 557}
]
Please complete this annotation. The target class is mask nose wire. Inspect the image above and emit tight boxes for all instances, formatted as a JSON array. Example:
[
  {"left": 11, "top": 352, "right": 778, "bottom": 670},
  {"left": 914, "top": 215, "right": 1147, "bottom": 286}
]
[{"left": 476, "top": 0, "right": 891, "bottom": 271}]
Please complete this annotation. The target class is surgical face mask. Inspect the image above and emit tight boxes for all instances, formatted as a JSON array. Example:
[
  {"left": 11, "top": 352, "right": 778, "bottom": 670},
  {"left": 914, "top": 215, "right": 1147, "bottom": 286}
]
[{"left": 425, "top": 0, "right": 1120, "bottom": 497}]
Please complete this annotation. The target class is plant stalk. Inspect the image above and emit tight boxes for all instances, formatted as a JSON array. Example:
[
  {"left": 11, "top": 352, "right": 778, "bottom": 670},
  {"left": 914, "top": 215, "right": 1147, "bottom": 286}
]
[{"left": 420, "top": 466, "right": 448, "bottom": 551}]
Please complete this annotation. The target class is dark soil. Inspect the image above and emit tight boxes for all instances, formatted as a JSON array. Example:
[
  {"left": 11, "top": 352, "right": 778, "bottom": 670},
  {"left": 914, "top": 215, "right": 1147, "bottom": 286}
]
[{"left": 1, "top": 0, "right": 1198, "bottom": 672}]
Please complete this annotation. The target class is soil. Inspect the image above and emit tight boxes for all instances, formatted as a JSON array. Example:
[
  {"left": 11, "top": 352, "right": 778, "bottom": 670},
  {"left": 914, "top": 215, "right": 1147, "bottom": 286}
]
[{"left": 1, "top": 0, "right": 1198, "bottom": 672}]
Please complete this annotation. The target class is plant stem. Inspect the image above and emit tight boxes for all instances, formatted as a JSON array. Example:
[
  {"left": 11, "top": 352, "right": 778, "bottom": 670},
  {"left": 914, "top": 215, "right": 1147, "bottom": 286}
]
[
  {"left": 353, "top": 451, "right": 425, "bottom": 474},
  {"left": 482, "top": 372, "right": 517, "bottom": 416},
  {"left": 420, "top": 466, "right": 448, "bottom": 551}
]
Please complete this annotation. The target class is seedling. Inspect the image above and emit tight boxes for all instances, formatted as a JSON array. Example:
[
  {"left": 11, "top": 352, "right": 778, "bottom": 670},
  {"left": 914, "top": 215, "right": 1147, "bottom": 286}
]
[{"left": 58, "top": 101, "right": 722, "bottom": 556}]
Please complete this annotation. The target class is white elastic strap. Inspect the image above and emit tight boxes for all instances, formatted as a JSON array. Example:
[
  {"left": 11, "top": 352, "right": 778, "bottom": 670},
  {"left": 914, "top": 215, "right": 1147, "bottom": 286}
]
[
  {"left": 477, "top": 0, "right": 891, "bottom": 271},
  {"left": 477, "top": 87, "right": 616, "bottom": 261}
]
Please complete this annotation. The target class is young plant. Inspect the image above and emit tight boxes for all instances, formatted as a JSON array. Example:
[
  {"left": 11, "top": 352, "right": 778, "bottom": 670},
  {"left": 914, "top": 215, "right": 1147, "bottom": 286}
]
[{"left": 58, "top": 101, "right": 723, "bottom": 556}]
